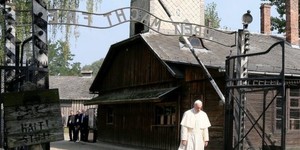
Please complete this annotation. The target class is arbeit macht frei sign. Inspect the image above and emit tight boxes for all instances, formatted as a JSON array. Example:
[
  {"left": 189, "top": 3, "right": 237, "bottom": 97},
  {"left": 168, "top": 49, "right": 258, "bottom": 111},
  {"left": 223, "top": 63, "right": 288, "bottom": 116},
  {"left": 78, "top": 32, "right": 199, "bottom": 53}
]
[{"left": 48, "top": 7, "right": 236, "bottom": 47}]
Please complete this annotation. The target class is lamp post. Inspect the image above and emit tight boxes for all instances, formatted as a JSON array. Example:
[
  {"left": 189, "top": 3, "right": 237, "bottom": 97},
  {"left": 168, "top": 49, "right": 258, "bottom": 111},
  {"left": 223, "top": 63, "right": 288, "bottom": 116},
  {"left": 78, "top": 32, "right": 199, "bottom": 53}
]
[
  {"left": 242, "top": 10, "right": 253, "bottom": 29},
  {"left": 235, "top": 10, "right": 252, "bottom": 150}
]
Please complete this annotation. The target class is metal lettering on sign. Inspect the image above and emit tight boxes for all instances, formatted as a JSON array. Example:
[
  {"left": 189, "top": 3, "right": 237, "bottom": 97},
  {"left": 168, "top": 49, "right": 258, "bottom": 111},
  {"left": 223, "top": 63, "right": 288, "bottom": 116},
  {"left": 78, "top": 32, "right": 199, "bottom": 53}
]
[{"left": 48, "top": 7, "right": 236, "bottom": 47}]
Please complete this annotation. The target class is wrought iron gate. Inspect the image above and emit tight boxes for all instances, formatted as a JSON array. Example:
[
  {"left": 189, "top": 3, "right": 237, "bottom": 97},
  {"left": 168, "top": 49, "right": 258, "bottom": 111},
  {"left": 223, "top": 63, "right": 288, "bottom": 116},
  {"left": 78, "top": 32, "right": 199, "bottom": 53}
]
[{"left": 225, "top": 41, "right": 286, "bottom": 150}]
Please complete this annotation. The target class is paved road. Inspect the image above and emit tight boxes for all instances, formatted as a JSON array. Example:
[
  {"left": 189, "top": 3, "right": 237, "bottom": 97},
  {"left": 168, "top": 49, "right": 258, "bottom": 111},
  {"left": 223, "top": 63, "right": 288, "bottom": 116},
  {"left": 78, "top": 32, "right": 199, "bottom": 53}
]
[
  {"left": 50, "top": 140, "right": 142, "bottom": 150},
  {"left": 50, "top": 133, "right": 143, "bottom": 150}
]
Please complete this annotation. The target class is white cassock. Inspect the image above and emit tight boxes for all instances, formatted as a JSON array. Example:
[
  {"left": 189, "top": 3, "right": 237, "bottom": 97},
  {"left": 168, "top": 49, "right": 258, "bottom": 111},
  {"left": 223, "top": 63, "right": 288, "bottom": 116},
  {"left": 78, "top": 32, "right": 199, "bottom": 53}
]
[{"left": 178, "top": 109, "right": 211, "bottom": 150}]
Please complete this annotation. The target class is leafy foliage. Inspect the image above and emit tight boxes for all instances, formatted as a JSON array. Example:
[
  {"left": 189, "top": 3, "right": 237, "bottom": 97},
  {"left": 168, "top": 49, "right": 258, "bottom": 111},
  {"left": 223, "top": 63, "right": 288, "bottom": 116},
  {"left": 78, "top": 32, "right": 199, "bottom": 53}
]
[
  {"left": 261, "top": 0, "right": 300, "bottom": 34},
  {"left": 48, "top": 0, "right": 102, "bottom": 62},
  {"left": 266, "top": 0, "right": 286, "bottom": 33},
  {"left": 48, "top": 40, "right": 81, "bottom": 76},
  {"left": 205, "top": 2, "right": 221, "bottom": 28},
  {"left": 48, "top": 0, "right": 102, "bottom": 40},
  {"left": 47, "top": 0, "right": 101, "bottom": 76},
  {"left": 82, "top": 58, "right": 104, "bottom": 76}
]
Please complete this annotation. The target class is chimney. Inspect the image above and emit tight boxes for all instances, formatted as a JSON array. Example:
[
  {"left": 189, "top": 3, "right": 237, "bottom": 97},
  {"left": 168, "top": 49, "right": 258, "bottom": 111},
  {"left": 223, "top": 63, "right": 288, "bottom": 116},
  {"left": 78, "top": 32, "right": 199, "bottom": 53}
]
[
  {"left": 81, "top": 70, "right": 93, "bottom": 78},
  {"left": 286, "top": 0, "right": 299, "bottom": 46},
  {"left": 260, "top": 3, "right": 271, "bottom": 34}
]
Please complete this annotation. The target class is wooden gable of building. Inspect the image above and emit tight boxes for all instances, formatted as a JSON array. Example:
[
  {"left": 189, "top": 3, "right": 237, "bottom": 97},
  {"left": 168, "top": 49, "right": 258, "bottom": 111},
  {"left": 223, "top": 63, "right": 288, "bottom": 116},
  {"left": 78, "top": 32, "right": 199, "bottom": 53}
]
[{"left": 89, "top": 35, "right": 180, "bottom": 103}]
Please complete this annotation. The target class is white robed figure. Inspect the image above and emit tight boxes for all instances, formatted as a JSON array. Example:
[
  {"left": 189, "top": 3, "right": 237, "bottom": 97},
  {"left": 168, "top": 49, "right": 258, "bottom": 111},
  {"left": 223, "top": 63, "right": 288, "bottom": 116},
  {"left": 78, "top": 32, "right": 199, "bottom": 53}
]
[{"left": 178, "top": 100, "right": 211, "bottom": 150}]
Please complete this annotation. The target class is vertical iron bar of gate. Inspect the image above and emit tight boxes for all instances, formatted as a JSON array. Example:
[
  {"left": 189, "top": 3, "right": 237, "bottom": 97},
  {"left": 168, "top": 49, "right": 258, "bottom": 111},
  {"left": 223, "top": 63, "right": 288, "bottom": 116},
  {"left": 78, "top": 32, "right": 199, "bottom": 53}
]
[
  {"left": 262, "top": 90, "right": 267, "bottom": 149},
  {"left": 280, "top": 41, "right": 286, "bottom": 150},
  {"left": 0, "top": 2, "right": 5, "bottom": 147},
  {"left": 224, "top": 57, "right": 235, "bottom": 150}
]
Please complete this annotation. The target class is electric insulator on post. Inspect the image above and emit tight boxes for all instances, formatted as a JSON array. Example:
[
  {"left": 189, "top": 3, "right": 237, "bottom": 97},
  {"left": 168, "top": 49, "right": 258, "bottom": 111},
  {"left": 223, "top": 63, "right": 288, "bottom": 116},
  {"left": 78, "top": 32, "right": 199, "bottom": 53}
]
[
  {"left": 32, "top": 0, "right": 48, "bottom": 67},
  {"left": 244, "top": 30, "right": 250, "bottom": 52},
  {"left": 3, "top": 3, "right": 16, "bottom": 65},
  {"left": 1, "top": 0, "right": 18, "bottom": 92}
]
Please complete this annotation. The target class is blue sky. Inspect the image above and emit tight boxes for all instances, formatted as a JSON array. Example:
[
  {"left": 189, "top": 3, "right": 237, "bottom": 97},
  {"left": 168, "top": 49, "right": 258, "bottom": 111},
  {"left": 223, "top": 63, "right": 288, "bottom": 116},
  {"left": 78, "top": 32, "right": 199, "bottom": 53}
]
[{"left": 68, "top": 0, "right": 274, "bottom": 66}]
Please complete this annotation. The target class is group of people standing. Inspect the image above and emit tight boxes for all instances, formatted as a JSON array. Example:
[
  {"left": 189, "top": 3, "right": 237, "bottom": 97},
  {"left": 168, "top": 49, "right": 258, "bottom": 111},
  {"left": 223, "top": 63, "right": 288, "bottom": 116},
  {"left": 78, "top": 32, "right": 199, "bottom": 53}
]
[{"left": 67, "top": 109, "right": 89, "bottom": 142}]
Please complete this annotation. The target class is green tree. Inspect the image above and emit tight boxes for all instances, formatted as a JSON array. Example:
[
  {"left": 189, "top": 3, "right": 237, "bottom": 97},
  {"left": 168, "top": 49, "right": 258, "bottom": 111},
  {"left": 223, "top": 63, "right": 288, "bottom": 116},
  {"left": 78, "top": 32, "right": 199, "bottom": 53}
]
[
  {"left": 48, "top": 0, "right": 102, "bottom": 42},
  {"left": 205, "top": 2, "right": 221, "bottom": 28},
  {"left": 82, "top": 58, "right": 104, "bottom": 76},
  {"left": 48, "top": 40, "right": 81, "bottom": 76}
]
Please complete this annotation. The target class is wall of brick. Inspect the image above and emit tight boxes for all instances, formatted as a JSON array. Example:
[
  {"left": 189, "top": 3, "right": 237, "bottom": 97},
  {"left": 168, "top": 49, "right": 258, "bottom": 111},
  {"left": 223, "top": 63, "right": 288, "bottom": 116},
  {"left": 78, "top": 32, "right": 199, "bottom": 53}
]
[
  {"left": 286, "top": 0, "right": 299, "bottom": 46},
  {"left": 260, "top": 3, "right": 271, "bottom": 35}
]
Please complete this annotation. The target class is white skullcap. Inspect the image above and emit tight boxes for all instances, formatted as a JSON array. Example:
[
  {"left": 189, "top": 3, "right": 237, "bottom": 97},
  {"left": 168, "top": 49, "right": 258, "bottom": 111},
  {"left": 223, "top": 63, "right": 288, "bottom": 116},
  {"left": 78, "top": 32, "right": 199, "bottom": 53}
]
[{"left": 194, "top": 100, "right": 203, "bottom": 105}]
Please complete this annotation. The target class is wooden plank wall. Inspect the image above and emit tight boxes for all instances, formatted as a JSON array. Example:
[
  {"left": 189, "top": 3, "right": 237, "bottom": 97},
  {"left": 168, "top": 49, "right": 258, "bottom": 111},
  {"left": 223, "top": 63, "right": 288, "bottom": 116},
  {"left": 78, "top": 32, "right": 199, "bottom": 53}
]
[
  {"left": 97, "top": 103, "right": 178, "bottom": 150},
  {"left": 96, "top": 68, "right": 226, "bottom": 150},
  {"left": 182, "top": 66, "right": 225, "bottom": 150},
  {"left": 94, "top": 44, "right": 234, "bottom": 149},
  {"left": 100, "top": 41, "right": 174, "bottom": 91}
]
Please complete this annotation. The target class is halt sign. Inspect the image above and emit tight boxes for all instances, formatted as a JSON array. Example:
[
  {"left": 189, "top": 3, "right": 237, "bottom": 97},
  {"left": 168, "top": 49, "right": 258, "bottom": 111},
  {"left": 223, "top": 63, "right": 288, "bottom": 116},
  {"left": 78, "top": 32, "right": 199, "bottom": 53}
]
[{"left": 2, "top": 89, "right": 64, "bottom": 148}]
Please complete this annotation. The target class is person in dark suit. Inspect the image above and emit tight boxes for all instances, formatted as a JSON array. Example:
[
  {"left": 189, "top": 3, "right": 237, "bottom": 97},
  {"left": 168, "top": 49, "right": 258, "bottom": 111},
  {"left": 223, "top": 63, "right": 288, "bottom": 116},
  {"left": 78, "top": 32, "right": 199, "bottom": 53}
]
[
  {"left": 67, "top": 110, "right": 75, "bottom": 141},
  {"left": 74, "top": 110, "right": 82, "bottom": 142},
  {"left": 80, "top": 110, "right": 89, "bottom": 142}
]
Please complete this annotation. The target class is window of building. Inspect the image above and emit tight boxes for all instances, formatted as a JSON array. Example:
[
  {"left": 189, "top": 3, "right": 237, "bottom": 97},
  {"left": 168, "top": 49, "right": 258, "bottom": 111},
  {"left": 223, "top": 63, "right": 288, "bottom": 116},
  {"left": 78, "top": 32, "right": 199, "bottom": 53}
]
[
  {"left": 106, "top": 107, "right": 114, "bottom": 124},
  {"left": 275, "top": 87, "right": 300, "bottom": 130},
  {"left": 134, "top": 22, "right": 144, "bottom": 35},
  {"left": 289, "top": 88, "right": 300, "bottom": 130},
  {"left": 275, "top": 97, "right": 282, "bottom": 130},
  {"left": 184, "top": 36, "right": 207, "bottom": 50},
  {"left": 155, "top": 103, "right": 176, "bottom": 125}
]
